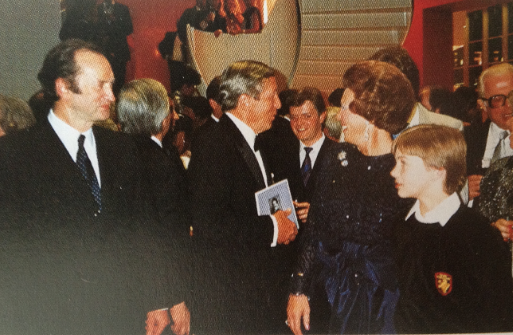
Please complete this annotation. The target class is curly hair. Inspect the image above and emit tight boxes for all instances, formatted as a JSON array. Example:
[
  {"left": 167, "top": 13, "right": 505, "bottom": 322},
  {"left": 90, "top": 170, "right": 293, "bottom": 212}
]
[{"left": 342, "top": 60, "right": 415, "bottom": 135}]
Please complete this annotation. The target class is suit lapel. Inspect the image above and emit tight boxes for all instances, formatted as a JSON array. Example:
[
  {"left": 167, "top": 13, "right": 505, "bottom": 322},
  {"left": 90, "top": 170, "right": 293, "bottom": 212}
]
[{"left": 222, "top": 115, "right": 267, "bottom": 189}]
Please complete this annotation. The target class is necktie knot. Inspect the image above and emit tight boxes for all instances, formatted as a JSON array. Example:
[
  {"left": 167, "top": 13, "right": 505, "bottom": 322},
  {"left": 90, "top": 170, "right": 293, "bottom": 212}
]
[
  {"left": 304, "top": 147, "right": 313, "bottom": 155},
  {"left": 78, "top": 134, "right": 86, "bottom": 148}
]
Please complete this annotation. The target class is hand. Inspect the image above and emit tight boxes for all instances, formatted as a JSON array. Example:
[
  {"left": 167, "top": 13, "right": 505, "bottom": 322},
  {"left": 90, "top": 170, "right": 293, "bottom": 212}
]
[
  {"left": 293, "top": 201, "right": 310, "bottom": 224},
  {"left": 287, "top": 294, "right": 310, "bottom": 335},
  {"left": 468, "top": 175, "right": 483, "bottom": 201},
  {"left": 214, "top": 29, "right": 223, "bottom": 38},
  {"left": 492, "top": 218, "right": 513, "bottom": 242},
  {"left": 273, "top": 209, "right": 298, "bottom": 245},
  {"left": 145, "top": 309, "right": 169, "bottom": 335},
  {"left": 169, "top": 302, "right": 190, "bottom": 335},
  {"left": 145, "top": 302, "right": 190, "bottom": 335}
]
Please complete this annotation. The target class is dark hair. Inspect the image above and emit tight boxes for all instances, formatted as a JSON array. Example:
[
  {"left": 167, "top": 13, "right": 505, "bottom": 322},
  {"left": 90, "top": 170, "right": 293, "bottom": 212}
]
[
  {"left": 183, "top": 96, "right": 212, "bottom": 120},
  {"left": 206, "top": 76, "right": 222, "bottom": 104},
  {"left": 28, "top": 89, "right": 53, "bottom": 123},
  {"left": 342, "top": 60, "right": 415, "bottom": 135},
  {"left": 37, "top": 39, "right": 103, "bottom": 103},
  {"left": 369, "top": 46, "right": 420, "bottom": 96},
  {"left": 182, "top": 65, "right": 202, "bottom": 87},
  {"left": 453, "top": 86, "right": 478, "bottom": 123},
  {"left": 219, "top": 60, "right": 275, "bottom": 112},
  {"left": 288, "top": 87, "right": 326, "bottom": 115},
  {"left": 277, "top": 88, "right": 297, "bottom": 116},
  {"left": 427, "top": 86, "right": 456, "bottom": 117},
  {"left": 328, "top": 87, "right": 345, "bottom": 107}
]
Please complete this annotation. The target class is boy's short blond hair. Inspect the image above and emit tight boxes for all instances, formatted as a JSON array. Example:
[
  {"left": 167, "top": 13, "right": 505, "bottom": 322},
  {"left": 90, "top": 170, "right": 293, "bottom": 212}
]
[{"left": 392, "top": 125, "right": 467, "bottom": 194}]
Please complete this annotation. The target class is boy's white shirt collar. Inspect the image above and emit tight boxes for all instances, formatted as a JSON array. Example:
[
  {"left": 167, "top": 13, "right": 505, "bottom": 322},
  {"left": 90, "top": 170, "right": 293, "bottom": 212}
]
[{"left": 405, "top": 192, "right": 461, "bottom": 226}]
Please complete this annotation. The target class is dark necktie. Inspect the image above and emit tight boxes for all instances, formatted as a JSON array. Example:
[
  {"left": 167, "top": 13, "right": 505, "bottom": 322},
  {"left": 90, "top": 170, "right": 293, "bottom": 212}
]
[
  {"left": 77, "top": 135, "right": 102, "bottom": 211},
  {"left": 301, "top": 147, "right": 313, "bottom": 186}
]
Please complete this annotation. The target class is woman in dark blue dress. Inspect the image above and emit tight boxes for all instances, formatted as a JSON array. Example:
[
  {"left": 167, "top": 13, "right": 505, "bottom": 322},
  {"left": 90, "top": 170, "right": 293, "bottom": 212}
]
[{"left": 286, "top": 61, "right": 415, "bottom": 334}]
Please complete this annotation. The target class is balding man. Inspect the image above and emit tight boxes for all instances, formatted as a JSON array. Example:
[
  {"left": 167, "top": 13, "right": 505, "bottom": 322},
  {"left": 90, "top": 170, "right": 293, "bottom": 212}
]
[
  {"left": 0, "top": 39, "right": 189, "bottom": 335},
  {"left": 467, "top": 63, "right": 513, "bottom": 237}
]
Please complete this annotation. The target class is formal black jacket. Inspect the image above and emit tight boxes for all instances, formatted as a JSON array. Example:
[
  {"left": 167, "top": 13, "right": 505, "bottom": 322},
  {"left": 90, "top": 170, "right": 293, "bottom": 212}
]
[
  {"left": 464, "top": 118, "right": 491, "bottom": 176},
  {"left": 0, "top": 121, "right": 190, "bottom": 334},
  {"left": 268, "top": 136, "right": 335, "bottom": 203},
  {"left": 188, "top": 114, "right": 294, "bottom": 333},
  {"left": 132, "top": 135, "right": 189, "bottom": 231}
]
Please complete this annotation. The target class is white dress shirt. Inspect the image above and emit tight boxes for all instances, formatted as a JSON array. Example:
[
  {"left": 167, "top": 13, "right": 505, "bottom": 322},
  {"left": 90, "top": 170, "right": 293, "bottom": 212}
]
[
  {"left": 299, "top": 135, "right": 325, "bottom": 169},
  {"left": 406, "top": 193, "right": 461, "bottom": 227},
  {"left": 48, "top": 110, "right": 101, "bottom": 186},
  {"left": 482, "top": 122, "right": 513, "bottom": 168},
  {"left": 226, "top": 113, "right": 279, "bottom": 246}
]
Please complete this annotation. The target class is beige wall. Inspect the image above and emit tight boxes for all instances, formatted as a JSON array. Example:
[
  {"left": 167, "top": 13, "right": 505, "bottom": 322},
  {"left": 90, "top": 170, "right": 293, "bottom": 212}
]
[{"left": 0, "top": 0, "right": 60, "bottom": 100}]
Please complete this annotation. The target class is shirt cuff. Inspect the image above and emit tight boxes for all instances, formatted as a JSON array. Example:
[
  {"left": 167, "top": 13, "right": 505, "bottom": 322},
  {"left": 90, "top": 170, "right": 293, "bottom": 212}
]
[{"left": 270, "top": 215, "right": 278, "bottom": 247}]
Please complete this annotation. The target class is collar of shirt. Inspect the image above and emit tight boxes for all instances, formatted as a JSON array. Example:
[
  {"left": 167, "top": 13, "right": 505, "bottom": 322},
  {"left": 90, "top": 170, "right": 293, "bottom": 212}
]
[
  {"left": 48, "top": 110, "right": 101, "bottom": 186},
  {"left": 226, "top": 112, "right": 258, "bottom": 151},
  {"left": 226, "top": 112, "right": 268, "bottom": 186},
  {"left": 211, "top": 114, "right": 220, "bottom": 122},
  {"left": 405, "top": 192, "right": 460, "bottom": 226},
  {"left": 299, "top": 134, "right": 325, "bottom": 169},
  {"left": 151, "top": 135, "right": 163, "bottom": 148},
  {"left": 484, "top": 122, "right": 512, "bottom": 163},
  {"left": 407, "top": 103, "right": 421, "bottom": 127}
]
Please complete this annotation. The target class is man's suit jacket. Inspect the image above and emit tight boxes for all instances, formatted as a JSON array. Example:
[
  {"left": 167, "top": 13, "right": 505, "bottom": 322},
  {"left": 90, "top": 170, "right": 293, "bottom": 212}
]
[
  {"left": 188, "top": 114, "right": 292, "bottom": 333},
  {"left": 270, "top": 137, "right": 335, "bottom": 203},
  {"left": 132, "top": 135, "right": 189, "bottom": 231},
  {"left": 0, "top": 121, "right": 189, "bottom": 334},
  {"left": 415, "top": 103, "right": 464, "bottom": 131},
  {"left": 465, "top": 119, "right": 492, "bottom": 176}
]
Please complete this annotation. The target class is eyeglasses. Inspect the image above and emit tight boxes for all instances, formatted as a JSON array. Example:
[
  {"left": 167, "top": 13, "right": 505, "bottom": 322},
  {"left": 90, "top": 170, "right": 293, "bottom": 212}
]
[{"left": 480, "top": 90, "right": 513, "bottom": 108}]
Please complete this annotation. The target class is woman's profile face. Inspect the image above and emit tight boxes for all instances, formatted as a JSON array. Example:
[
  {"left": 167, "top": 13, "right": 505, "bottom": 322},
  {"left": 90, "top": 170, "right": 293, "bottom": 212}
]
[{"left": 337, "top": 88, "right": 369, "bottom": 147}]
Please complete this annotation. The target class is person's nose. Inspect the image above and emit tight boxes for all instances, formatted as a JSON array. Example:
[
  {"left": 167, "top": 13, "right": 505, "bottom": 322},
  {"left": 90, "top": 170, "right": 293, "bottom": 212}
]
[{"left": 105, "top": 83, "right": 115, "bottom": 102}]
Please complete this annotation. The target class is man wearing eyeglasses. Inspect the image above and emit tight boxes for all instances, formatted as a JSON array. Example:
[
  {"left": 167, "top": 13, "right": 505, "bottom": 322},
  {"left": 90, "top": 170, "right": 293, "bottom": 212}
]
[{"left": 465, "top": 63, "right": 513, "bottom": 206}]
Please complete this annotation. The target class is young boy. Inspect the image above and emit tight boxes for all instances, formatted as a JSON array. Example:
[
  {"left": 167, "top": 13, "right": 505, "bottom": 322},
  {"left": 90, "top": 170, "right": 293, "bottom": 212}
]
[{"left": 391, "top": 124, "right": 513, "bottom": 333}]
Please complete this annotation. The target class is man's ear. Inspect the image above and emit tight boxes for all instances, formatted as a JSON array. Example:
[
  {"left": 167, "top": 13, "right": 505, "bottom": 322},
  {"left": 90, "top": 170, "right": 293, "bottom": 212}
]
[
  {"left": 319, "top": 111, "right": 327, "bottom": 124},
  {"left": 55, "top": 78, "right": 70, "bottom": 99}
]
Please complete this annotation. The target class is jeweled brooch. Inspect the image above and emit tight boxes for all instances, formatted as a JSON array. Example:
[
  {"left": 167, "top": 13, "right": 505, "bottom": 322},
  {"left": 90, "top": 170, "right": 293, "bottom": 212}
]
[{"left": 338, "top": 150, "right": 348, "bottom": 167}]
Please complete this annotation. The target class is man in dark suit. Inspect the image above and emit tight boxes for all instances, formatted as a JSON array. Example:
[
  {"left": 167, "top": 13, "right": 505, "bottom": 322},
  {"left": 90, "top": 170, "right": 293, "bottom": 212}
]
[
  {"left": 97, "top": 0, "right": 133, "bottom": 96},
  {"left": 116, "top": 78, "right": 189, "bottom": 231},
  {"left": 0, "top": 40, "right": 189, "bottom": 335},
  {"left": 466, "top": 63, "right": 513, "bottom": 237},
  {"left": 188, "top": 60, "right": 298, "bottom": 334},
  {"left": 269, "top": 87, "right": 335, "bottom": 223},
  {"left": 266, "top": 87, "right": 335, "bottom": 333}
]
